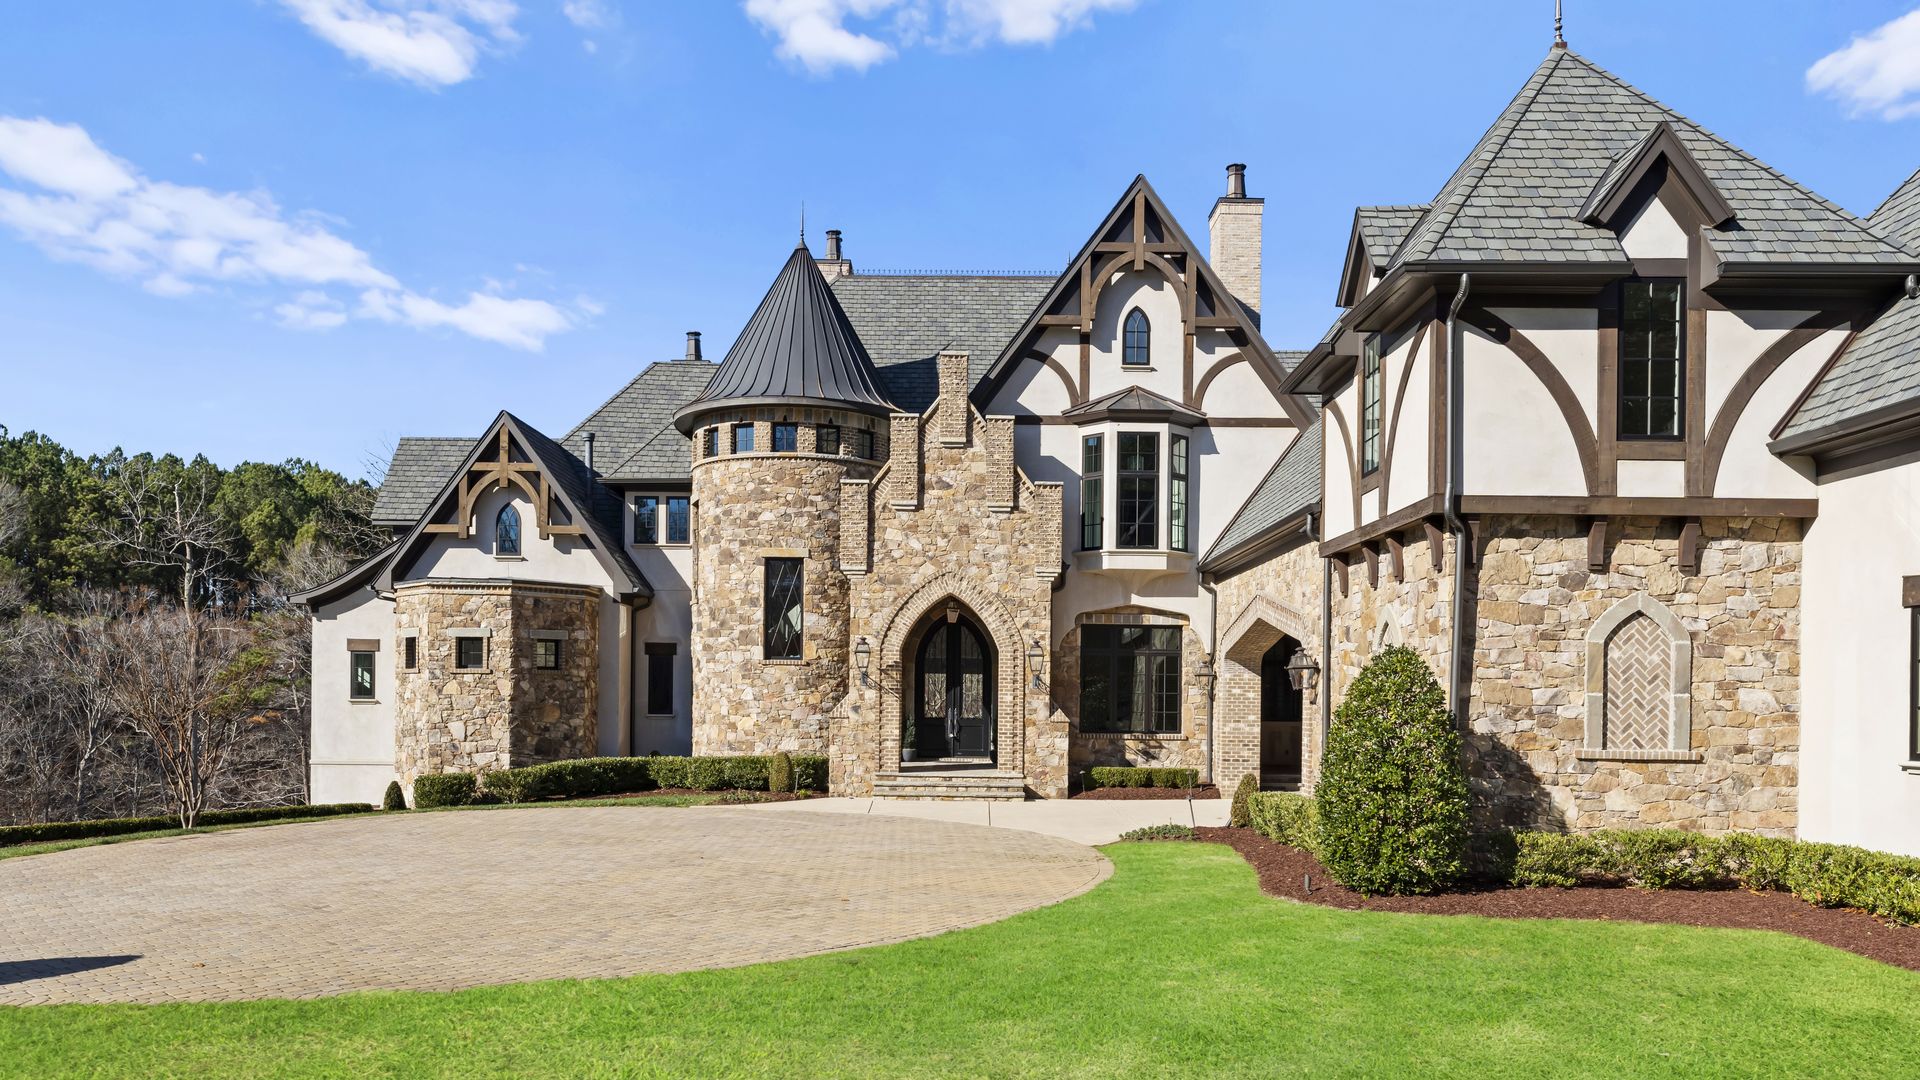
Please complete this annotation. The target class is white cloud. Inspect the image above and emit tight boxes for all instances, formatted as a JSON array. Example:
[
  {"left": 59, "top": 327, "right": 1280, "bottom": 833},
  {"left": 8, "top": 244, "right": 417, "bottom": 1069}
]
[
  {"left": 1808, "top": 8, "right": 1920, "bottom": 120},
  {"left": 560, "top": 0, "right": 612, "bottom": 30},
  {"left": 279, "top": 0, "right": 522, "bottom": 87},
  {"left": 743, "top": 0, "right": 1135, "bottom": 74},
  {"left": 0, "top": 115, "right": 578, "bottom": 350}
]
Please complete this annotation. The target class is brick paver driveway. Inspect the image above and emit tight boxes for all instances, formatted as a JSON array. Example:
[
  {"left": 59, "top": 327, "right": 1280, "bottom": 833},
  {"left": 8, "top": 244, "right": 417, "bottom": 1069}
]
[{"left": 0, "top": 806, "right": 1108, "bottom": 1004}]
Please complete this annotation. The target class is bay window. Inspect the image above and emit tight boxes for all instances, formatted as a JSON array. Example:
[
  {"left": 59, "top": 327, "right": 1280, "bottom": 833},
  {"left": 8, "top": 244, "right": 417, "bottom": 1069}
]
[
  {"left": 1117, "top": 433, "right": 1158, "bottom": 549},
  {"left": 1170, "top": 434, "right": 1190, "bottom": 553},
  {"left": 1081, "top": 435, "right": 1104, "bottom": 550}
]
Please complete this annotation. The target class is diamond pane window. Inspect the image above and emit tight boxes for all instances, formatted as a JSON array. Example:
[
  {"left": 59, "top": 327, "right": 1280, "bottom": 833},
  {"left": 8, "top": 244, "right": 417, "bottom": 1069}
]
[{"left": 764, "top": 558, "right": 804, "bottom": 660}]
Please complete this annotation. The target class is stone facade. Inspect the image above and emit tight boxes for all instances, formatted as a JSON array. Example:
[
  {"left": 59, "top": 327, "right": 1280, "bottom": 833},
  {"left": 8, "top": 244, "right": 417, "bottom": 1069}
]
[
  {"left": 835, "top": 353, "right": 1067, "bottom": 796},
  {"left": 392, "top": 579, "right": 599, "bottom": 788}
]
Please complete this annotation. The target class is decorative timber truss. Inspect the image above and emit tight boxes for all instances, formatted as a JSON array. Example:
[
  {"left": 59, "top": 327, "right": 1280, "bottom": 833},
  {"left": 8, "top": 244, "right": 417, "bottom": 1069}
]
[{"left": 427, "top": 425, "right": 583, "bottom": 542}]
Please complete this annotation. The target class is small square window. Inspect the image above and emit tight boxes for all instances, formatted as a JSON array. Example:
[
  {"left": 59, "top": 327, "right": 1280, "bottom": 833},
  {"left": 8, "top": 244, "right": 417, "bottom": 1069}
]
[
  {"left": 534, "top": 638, "right": 561, "bottom": 670},
  {"left": 349, "top": 650, "right": 376, "bottom": 700},
  {"left": 817, "top": 425, "right": 840, "bottom": 456},
  {"left": 455, "top": 636, "right": 486, "bottom": 670},
  {"left": 733, "top": 424, "right": 756, "bottom": 453},
  {"left": 772, "top": 423, "right": 798, "bottom": 453}
]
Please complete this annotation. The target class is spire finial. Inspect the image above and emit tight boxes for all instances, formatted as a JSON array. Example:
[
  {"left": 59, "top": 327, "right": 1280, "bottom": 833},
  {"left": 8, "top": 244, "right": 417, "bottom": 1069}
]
[
  {"left": 799, "top": 201, "right": 806, "bottom": 246},
  {"left": 1554, "top": 0, "right": 1565, "bottom": 47}
]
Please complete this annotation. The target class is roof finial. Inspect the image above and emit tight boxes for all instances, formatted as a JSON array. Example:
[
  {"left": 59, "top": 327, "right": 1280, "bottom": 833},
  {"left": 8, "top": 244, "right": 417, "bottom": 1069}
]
[
  {"left": 799, "top": 201, "right": 806, "bottom": 247},
  {"left": 1554, "top": 0, "right": 1565, "bottom": 47}
]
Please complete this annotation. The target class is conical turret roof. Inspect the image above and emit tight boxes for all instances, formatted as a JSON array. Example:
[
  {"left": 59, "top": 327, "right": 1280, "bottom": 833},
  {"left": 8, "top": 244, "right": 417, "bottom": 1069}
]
[{"left": 674, "top": 242, "right": 896, "bottom": 432}]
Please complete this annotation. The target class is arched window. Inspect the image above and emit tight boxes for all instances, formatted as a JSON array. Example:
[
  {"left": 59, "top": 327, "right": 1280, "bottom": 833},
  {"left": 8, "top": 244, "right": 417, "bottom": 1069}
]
[
  {"left": 1123, "top": 308, "right": 1150, "bottom": 367},
  {"left": 495, "top": 504, "right": 522, "bottom": 557}
]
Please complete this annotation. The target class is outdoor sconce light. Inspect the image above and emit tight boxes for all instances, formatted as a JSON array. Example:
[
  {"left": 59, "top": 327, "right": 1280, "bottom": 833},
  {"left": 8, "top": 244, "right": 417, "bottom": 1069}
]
[
  {"left": 1196, "top": 657, "right": 1215, "bottom": 693},
  {"left": 1284, "top": 650, "right": 1321, "bottom": 693},
  {"left": 854, "top": 637, "right": 872, "bottom": 685},
  {"left": 1027, "top": 640, "right": 1045, "bottom": 687}
]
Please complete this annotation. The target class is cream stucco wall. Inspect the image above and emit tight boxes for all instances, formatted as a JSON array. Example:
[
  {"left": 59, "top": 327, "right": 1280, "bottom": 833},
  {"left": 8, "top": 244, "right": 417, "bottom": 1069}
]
[
  {"left": 1460, "top": 324, "right": 1589, "bottom": 496},
  {"left": 1800, "top": 454, "right": 1920, "bottom": 857},
  {"left": 310, "top": 587, "right": 398, "bottom": 805}
]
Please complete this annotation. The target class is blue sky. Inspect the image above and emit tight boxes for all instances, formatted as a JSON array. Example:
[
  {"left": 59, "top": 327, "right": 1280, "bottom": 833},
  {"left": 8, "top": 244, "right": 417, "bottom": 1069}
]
[{"left": 2, "top": 1, "right": 1916, "bottom": 478}]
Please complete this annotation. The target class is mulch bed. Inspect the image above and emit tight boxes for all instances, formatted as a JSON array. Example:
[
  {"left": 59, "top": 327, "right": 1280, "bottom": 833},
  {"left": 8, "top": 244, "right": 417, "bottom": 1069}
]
[
  {"left": 1074, "top": 786, "right": 1220, "bottom": 801},
  {"left": 1196, "top": 826, "right": 1920, "bottom": 972}
]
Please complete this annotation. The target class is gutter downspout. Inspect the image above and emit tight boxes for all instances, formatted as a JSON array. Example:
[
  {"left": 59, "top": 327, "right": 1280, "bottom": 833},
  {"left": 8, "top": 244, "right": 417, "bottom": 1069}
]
[
  {"left": 1201, "top": 576, "right": 1219, "bottom": 787},
  {"left": 1444, "top": 274, "right": 1472, "bottom": 719},
  {"left": 1314, "top": 512, "right": 1331, "bottom": 758}
]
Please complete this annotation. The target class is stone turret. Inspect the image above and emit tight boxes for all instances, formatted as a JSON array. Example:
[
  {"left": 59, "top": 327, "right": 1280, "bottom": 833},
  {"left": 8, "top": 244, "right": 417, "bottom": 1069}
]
[{"left": 677, "top": 243, "right": 895, "bottom": 756}]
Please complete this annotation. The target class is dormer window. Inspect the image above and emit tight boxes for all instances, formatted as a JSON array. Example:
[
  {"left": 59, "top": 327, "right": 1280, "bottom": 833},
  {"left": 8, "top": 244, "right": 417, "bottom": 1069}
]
[
  {"left": 1620, "top": 280, "right": 1684, "bottom": 440},
  {"left": 495, "top": 505, "right": 522, "bottom": 557},
  {"left": 1123, "top": 308, "right": 1151, "bottom": 367}
]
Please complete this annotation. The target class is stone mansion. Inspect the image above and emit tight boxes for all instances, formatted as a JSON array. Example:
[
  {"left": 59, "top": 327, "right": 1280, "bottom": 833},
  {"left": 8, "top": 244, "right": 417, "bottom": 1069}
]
[{"left": 302, "top": 43, "right": 1920, "bottom": 856}]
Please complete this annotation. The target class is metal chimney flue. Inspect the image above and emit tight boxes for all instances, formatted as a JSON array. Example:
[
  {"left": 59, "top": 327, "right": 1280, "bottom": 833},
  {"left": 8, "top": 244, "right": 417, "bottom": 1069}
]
[
  {"left": 825, "top": 229, "right": 843, "bottom": 262},
  {"left": 583, "top": 431, "right": 595, "bottom": 471},
  {"left": 686, "top": 331, "right": 702, "bottom": 361},
  {"left": 1226, "top": 163, "right": 1247, "bottom": 199}
]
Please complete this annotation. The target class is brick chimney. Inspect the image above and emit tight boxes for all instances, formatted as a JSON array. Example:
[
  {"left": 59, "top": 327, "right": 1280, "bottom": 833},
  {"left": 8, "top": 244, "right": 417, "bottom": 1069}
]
[
  {"left": 1208, "top": 163, "right": 1263, "bottom": 315},
  {"left": 815, "top": 228, "right": 853, "bottom": 282}
]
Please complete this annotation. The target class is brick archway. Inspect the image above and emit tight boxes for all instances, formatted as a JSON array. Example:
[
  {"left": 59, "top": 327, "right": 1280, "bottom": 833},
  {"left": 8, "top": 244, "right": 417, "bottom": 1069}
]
[
  {"left": 875, "top": 573, "right": 1030, "bottom": 776},
  {"left": 1217, "top": 594, "right": 1314, "bottom": 794}
]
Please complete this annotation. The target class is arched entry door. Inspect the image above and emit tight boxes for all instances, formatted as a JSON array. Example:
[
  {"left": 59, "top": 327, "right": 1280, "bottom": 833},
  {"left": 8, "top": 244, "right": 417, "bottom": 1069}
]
[
  {"left": 914, "top": 615, "right": 995, "bottom": 761},
  {"left": 1260, "top": 637, "right": 1304, "bottom": 784}
]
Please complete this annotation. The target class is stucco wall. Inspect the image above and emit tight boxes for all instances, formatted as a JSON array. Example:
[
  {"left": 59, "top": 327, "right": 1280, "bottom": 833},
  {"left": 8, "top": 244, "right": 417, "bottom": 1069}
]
[
  {"left": 1801, "top": 457, "right": 1920, "bottom": 856},
  {"left": 310, "top": 588, "right": 398, "bottom": 805}
]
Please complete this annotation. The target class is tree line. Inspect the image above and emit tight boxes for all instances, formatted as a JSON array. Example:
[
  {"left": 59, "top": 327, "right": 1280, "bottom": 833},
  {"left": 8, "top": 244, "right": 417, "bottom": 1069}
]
[{"left": 0, "top": 427, "right": 387, "bottom": 827}]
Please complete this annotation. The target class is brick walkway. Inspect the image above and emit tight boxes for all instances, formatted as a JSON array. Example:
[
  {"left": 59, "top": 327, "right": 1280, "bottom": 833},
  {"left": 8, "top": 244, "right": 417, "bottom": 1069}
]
[{"left": 0, "top": 807, "right": 1108, "bottom": 1004}]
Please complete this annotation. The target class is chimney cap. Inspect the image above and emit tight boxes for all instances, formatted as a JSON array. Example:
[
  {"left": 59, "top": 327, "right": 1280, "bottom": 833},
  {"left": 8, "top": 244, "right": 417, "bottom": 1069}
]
[
  {"left": 824, "top": 229, "right": 843, "bottom": 262},
  {"left": 1225, "top": 163, "right": 1247, "bottom": 199},
  {"left": 685, "top": 331, "right": 703, "bottom": 362}
]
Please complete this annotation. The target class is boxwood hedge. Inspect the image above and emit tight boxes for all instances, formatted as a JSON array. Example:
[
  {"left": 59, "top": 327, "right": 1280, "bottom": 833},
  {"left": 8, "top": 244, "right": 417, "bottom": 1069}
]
[
  {"left": 1084, "top": 766, "right": 1200, "bottom": 791},
  {"left": 444, "top": 754, "right": 830, "bottom": 805},
  {"left": 0, "top": 803, "right": 375, "bottom": 847}
]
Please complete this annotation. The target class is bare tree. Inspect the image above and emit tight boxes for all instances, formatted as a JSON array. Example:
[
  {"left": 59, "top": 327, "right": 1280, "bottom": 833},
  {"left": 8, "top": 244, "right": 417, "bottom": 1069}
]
[
  {"left": 97, "top": 456, "right": 236, "bottom": 609},
  {"left": 99, "top": 603, "right": 277, "bottom": 828}
]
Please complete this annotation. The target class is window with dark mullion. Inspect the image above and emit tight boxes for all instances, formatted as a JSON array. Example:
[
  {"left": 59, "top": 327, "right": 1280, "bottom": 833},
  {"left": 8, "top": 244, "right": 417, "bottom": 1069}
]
[
  {"left": 1081, "top": 435, "right": 1104, "bottom": 550},
  {"left": 1169, "top": 434, "right": 1190, "bottom": 553},
  {"left": 634, "top": 496, "right": 659, "bottom": 544},
  {"left": 1117, "top": 433, "right": 1158, "bottom": 549},
  {"left": 772, "top": 423, "right": 798, "bottom": 452},
  {"left": 764, "top": 558, "right": 804, "bottom": 660},
  {"left": 816, "top": 425, "right": 840, "bottom": 456},
  {"left": 349, "top": 650, "right": 375, "bottom": 700},
  {"left": 1912, "top": 606, "right": 1920, "bottom": 763},
  {"left": 665, "top": 497, "right": 690, "bottom": 544},
  {"left": 1619, "top": 281, "right": 1684, "bottom": 439},
  {"left": 1079, "top": 624, "right": 1181, "bottom": 734},
  {"left": 1360, "top": 335, "right": 1384, "bottom": 474}
]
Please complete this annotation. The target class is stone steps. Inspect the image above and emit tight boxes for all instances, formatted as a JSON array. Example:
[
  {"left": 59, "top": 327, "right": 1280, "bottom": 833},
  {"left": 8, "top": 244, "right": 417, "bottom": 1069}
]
[{"left": 873, "top": 771, "right": 1028, "bottom": 801}]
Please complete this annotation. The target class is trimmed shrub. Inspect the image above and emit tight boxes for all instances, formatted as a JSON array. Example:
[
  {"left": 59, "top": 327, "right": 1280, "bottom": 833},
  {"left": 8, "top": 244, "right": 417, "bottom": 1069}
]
[
  {"left": 687, "top": 757, "right": 730, "bottom": 792},
  {"left": 1152, "top": 767, "right": 1199, "bottom": 789},
  {"left": 1119, "top": 824, "right": 1195, "bottom": 841},
  {"left": 412, "top": 773, "right": 478, "bottom": 809},
  {"left": 382, "top": 781, "right": 407, "bottom": 812},
  {"left": 1086, "top": 766, "right": 1173, "bottom": 790},
  {"left": 793, "top": 755, "right": 828, "bottom": 792},
  {"left": 1716, "top": 831, "right": 1792, "bottom": 891},
  {"left": 648, "top": 756, "right": 692, "bottom": 789},
  {"left": 1509, "top": 831, "right": 1605, "bottom": 888},
  {"left": 0, "top": 803, "right": 375, "bottom": 847},
  {"left": 1246, "top": 792, "right": 1318, "bottom": 852},
  {"left": 1228, "top": 773, "right": 1258, "bottom": 828},
  {"left": 1314, "top": 646, "right": 1470, "bottom": 896},
  {"left": 769, "top": 752, "right": 794, "bottom": 795},
  {"left": 723, "top": 756, "right": 770, "bottom": 792}
]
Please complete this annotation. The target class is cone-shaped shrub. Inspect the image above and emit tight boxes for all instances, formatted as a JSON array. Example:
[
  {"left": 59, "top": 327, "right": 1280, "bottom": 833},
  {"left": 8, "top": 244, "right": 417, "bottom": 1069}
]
[
  {"left": 1229, "top": 772, "right": 1258, "bottom": 827},
  {"left": 769, "top": 752, "right": 794, "bottom": 794},
  {"left": 1314, "top": 645, "right": 1469, "bottom": 895},
  {"left": 382, "top": 780, "right": 407, "bottom": 812}
]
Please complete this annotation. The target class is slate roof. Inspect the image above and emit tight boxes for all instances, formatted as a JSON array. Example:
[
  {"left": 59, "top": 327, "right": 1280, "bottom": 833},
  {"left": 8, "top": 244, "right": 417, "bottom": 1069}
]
[
  {"left": 1062, "top": 385, "right": 1206, "bottom": 423},
  {"left": 1200, "top": 415, "right": 1322, "bottom": 572},
  {"left": 1775, "top": 169, "right": 1920, "bottom": 445},
  {"left": 564, "top": 359, "right": 716, "bottom": 482},
  {"left": 371, "top": 437, "right": 477, "bottom": 526},
  {"left": 675, "top": 244, "right": 895, "bottom": 429},
  {"left": 1355, "top": 206, "right": 1428, "bottom": 270},
  {"left": 830, "top": 274, "right": 1054, "bottom": 411},
  {"left": 1389, "top": 47, "right": 1916, "bottom": 270}
]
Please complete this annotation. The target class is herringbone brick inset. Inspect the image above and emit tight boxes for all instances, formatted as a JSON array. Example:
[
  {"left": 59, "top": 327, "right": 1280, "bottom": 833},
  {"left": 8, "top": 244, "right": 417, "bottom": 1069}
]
[{"left": 1604, "top": 613, "right": 1668, "bottom": 751}]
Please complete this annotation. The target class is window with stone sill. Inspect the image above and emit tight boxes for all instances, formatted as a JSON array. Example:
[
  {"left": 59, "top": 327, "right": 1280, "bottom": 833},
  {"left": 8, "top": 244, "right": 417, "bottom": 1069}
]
[
  {"left": 349, "top": 650, "right": 375, "bottom": 701},
  {"left": 455, "top": 636, "right": 487, "bottom": 671},
  {"left": 764, "top": 558, "right": 804, "bottom": 661},
  {"left": 1080, "top": 624, "right": 1181, "bottom": 734},
  {"left": 533, "top": 638, "right": 562, "bottom": 671},
  {"left": 772, "top": 423, "right": 798, "bottom": 453},
  {"left": 733, "top": 424, "right": 756, "bottom": 454},
  {"left": 817, "top": 425, "right": 841, "bottom": 456},
  {"left": 1909, "top": 593, "right": 1920, "bottom": 764}
]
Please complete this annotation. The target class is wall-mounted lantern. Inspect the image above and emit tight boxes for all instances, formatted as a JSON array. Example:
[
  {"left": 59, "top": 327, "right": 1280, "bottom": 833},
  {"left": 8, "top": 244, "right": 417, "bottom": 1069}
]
[
  {"left": 1284, "top": 650, "right": 1321, "bottom": 693},
  {"left": 1197, "top": 656, "right": 1216, "bottom": 694},
  {"left": 1027, "top": 640, "right": 1045, "bottom": 688},
  {"left": 854, "top": 637, "right": 872, "bottom": 686}
]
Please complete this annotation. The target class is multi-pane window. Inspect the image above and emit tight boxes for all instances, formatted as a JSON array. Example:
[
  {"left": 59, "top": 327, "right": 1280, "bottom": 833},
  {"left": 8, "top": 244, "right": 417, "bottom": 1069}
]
[
  {"left": 533, "top": 638, "right": 562, "bottom": 671},
  {"left": 1620, "top": 280, "right": 1684, "bottom": 439},
  {"left": 764, "top": 558, "right": 804, "bottom": 660},
  {"left": 1079, "top": 624, "right": 1181, "bottom": 734},
  {"left": 495, "top": 504, "right": 522, "bottom": 556},
  {"left": 1081, "top": 435, "right": 1104, "bottom": 551},
  {"left": 1123, "top": 308, "right": 1150, "bottom": 367},
  {"left": 1360, "top": 334, "right": 1384, "bottom": 475},
  {"left": 733, "top": 423, "right": 756, "bottom": 453},
  {"left": 848, "top": 428, "right": 873, "bottom": 459},
  {"left": 665, "top": 497, "right": 690, "bottom": 544},
  {"left": 455, "top": 636, "right": 486, "bottom": 671},
  {"left": 1117, "top": 433, "right": 1158, "bottom": 549},
  {"left": 772, "top": 423, "right": 798, "bottom": 453},
  {"left": 703, "top": 428, "right": 719, "bottom": 458},
  {"left": 1170, "top": 434, "right": 1190, "bottom": 553},
  {"left": 646, "top": 643, "right": 676, "bottom": 715},
  {"left": 817, "top": 425, "right": 841, "bottom": 456},
  {"left": 349, "top": 650, "right": 375, "bottom": 700},
  {"left": 634, "top": 496, "right": 659, "bottom": 544}
]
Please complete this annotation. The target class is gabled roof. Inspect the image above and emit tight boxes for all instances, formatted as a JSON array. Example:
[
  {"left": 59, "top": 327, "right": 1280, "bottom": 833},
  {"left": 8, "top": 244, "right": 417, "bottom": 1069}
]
[
  {"left": 380, "top": 411, "right": 650, "bottom": 600},
  {"left": 1060, "top": 385, "right": 1205, "bottom": 425},
  {"left": 1773, "top": 169, "right": 1920, "bottom": 452},
  {"left": 1338, "top": 205, "right": 1428, "bottom": 306},
  {"left": 974, "top": 174, "right": 1290, "bottom": 408},
  {"left": 1387, "top": 47, "right": 1916, "bottom": 273},
  {"left": 673, "top": 243, "right": 895, "bottom": 432},
  {"left": 830, "top": 274, "right": 1053, "bottom": 411},
  {"left": 563, "top": 359, "right": 716, "bottom": 482},
  {"left": 1577, "top": 120, "right": 1734, "bottom": 228},
  {"left": 371, "top": 437, "right": 478, "bottom": 527},
  {"left": 1199, "top": 416, "right": 1323, "bottom": 574}
]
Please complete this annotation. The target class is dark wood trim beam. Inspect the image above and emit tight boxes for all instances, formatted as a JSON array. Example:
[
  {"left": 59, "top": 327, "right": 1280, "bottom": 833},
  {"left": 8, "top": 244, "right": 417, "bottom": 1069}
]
[
  {"left": 1586, "top": 517, "right": 1609, "bottom": 573},
  {"left": 1424, "top": 520, "right": 1446, "bottom": 571},
  {"left": 1362, "top": 543, "right": 1380, "bottom": 589},
  {"left": 1700, "top": 312, "right": 1853, "bottom": 493},
  {"left": 1458, "top": 495, "right": 1818, "bottom": 518},
  {"left": 1386, "top": 534, "right": 1406, "bottom": 581},
  {"left": 1679, "top": 519, "right": 1703, "bottom": 576},
  {"left": 1319, "top": 495, "right": 1446, "bottom": 556}
]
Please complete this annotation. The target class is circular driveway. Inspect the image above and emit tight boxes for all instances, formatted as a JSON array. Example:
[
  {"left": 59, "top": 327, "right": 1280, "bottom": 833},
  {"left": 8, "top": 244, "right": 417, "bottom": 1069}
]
[{"left": 0, "top": 807, "right": 1108, "bottom": 1004}]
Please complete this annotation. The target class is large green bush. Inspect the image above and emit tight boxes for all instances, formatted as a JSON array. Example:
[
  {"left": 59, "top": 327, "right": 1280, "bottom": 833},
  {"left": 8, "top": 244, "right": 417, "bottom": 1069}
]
[
  {"left": 1313, "top": 646, "right": 1470, "bottom": 895},
  {"left": 0, "top": 803, "right": 375, "bottom": 847},
  {"left": 413, "top": 773, "right": 478, "bottom": 808}
]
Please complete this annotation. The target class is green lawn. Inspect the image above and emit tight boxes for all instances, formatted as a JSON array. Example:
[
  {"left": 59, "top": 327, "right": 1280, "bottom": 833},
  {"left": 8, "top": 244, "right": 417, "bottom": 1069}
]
[{"left": 2, "top": 842, "right": 1915, "bottom": 1078}]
